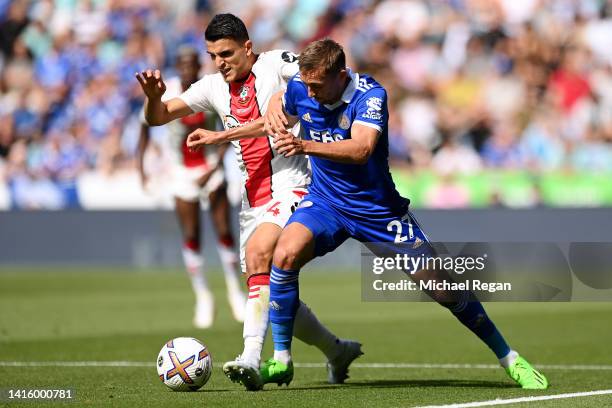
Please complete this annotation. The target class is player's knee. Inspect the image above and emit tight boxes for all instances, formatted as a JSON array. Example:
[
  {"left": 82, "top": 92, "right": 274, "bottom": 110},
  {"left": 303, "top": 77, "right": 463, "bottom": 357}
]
[
  {"left": 272, "top": 244, "right": 300, "bottom": 270},
  {"left": 245, "top": 245, "right": 272, "bottom": 274}
]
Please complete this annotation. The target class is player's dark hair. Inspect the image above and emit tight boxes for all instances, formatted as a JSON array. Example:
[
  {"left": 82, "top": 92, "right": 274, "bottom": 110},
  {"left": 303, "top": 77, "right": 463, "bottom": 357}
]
[
  {"left": 204, "top": 13, "right": 249, "bottom": 43},
  {"left": 299, "top": 38, "right": 346, "bottom": 76}
]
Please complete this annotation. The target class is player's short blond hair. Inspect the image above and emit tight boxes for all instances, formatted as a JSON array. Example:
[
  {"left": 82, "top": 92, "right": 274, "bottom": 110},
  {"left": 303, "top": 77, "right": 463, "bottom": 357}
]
[{"left": 299, "top": 38, "right": 346, "bottom": 77}]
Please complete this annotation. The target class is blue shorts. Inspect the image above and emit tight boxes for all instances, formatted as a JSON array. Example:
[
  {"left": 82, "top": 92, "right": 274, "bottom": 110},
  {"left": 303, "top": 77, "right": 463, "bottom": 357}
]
[{"left": 287, "top": 194, "right": 434, "bottom": 259}]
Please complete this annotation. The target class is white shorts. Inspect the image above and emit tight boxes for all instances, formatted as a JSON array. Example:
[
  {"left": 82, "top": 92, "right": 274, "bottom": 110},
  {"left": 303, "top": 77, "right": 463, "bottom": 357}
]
[
  {"left": 170, "top": 164, "right": 225, "bottom": 206},
  {"left": 238, "top": 188, "right": 308, "bottom": 274}
]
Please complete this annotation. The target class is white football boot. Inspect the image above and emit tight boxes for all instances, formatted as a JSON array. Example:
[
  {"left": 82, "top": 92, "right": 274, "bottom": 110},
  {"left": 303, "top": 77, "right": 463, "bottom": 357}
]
[
  {"left": 223, "top": 355, "right": 264, "bottom": 391},
  {"left": 327, "top": 339, "right": 363, "bottom": 384}
]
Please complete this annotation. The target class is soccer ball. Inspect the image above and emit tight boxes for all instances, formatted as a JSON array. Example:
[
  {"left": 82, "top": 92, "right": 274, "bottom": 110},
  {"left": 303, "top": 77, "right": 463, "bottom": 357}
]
[{"left": 156, "top": 337, "right": 213, "bottom": 391}]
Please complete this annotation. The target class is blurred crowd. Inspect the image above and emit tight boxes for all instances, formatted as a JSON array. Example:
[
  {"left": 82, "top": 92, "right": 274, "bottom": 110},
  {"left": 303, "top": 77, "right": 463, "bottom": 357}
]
[{"left": 0, "top": 0, "right": 611, "bottom": 209}]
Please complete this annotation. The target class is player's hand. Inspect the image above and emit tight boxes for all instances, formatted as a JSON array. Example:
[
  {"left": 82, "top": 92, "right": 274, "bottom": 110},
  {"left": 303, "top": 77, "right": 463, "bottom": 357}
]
[
  {"left": 264, "top": 92, "right": 289, "bottom": 136},
  {"left": 186, "top": 128, "right": 226, "bottom": 150},
  {"left": 135, "top": 69, "right": 167, "bottom": 99},
  {"left": 273, "top": 132, "right": 304, "bottom": 157}
]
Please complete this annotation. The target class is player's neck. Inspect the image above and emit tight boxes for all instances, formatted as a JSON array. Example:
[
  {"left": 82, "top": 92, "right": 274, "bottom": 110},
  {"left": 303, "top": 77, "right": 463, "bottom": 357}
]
[
  {"left": 234, "top": 54, "right": 259, "bottom": 83},
  {"left": 331, "top": 75, "right": 351, "bottom": 104}
]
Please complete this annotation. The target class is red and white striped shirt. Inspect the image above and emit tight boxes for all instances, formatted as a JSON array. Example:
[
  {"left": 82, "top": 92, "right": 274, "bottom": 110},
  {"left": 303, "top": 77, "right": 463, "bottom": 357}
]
[{"left": 179, "top": 50, "right": 310, "bottom": 209}]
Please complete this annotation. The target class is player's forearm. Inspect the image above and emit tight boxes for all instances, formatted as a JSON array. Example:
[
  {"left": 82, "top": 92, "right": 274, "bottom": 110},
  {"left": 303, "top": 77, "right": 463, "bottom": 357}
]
[
  {"left": 302, "top": 139, "right": 371, "bottom": 165},
  {"left": 143, "top": 98, "right": 170, "bottom": 126},
  {"left": 222, "top": 118, "right": 268, "bottom": 141}
]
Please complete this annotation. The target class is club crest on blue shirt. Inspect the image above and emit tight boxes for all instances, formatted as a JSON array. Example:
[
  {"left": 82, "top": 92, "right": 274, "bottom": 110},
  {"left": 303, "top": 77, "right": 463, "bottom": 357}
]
[
  {"left": 338, "top": 112, "right": 350, "bottom": 130},
  {"left": 302, "top": 112, "right": 313, "bottom": 123}
]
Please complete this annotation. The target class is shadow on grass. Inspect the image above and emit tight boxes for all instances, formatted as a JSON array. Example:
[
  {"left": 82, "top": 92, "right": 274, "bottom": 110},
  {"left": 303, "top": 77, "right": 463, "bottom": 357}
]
[{"left": 264, "top": 378, "right": 515, "bottom": 392}]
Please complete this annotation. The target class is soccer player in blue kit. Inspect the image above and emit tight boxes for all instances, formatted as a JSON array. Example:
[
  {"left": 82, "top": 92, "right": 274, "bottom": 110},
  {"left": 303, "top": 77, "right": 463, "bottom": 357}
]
[{"left": 262, "top": 39, "right": 549, "bottom": 390}]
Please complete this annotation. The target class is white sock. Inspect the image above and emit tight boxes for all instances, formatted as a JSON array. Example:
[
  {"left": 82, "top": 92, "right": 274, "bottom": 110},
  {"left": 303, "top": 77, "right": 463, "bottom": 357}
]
[
  {"left": 241, "top": 276, "right": 270, "bottom": 367},
  {"left": 181, "top": 246, "right": 210, "bottom": 298},
  {"left": 273, "top": 349, "right": 292, "bottom": 365},
  {"left": 217, "top": 243, "right": 242, "bottom": 295},
  {"left": 294, "top": 301, "right": 342, "bottom": 361},
  {"left": 499, "top": 350, "right": 519, "bottom": 368}
]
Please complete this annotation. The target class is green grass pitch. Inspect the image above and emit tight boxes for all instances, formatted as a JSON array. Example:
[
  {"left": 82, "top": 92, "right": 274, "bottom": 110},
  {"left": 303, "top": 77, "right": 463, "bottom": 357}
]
[{"left": 1, "top": 268, "right": 611, "bottom": 407}]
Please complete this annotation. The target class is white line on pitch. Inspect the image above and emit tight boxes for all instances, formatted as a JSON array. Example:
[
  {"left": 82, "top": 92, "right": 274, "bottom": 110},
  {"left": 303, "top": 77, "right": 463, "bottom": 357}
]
[
  {"left": 1, "top": 362, "right": 612, "bottom": 371},
  {"left": 416, "top": 389, "right": 612, "bottom": 407}
]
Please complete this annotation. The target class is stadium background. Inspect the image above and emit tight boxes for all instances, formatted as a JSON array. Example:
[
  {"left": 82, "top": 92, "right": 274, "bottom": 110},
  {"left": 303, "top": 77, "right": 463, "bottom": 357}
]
[
  {"left": 1, "top": 0, "right": 612, "bottom": 211},
  {"left": 1, "top": 1, "right": 612, "bottom": 407}
]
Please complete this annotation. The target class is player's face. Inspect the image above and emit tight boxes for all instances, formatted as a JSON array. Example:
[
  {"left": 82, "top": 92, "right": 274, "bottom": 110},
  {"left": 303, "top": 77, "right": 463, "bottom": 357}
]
[
  {"left": 176, "top": 55, "right": 201, "bottom": 85},
  {"left": 301, "top": 68, "right": 348, "bottom": 105},
  {"left": 206, "top": 38, "right": 253, "bottom": 83}
]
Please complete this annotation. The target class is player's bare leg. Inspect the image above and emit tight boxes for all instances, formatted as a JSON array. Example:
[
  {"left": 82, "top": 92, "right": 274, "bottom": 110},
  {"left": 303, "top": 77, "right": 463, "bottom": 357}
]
[
  {"left": 174, "top": 197, "right": 214, "bottom": 329},
  {"left": 208, "top": 185, "right": 246, "bottom": 322},
  {"left": 224, "top": 222, "right": 361, "bottom": 390}
]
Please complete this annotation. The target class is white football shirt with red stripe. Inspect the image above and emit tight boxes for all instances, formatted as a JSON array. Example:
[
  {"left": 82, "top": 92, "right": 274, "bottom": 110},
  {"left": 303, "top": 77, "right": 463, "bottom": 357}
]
[{"left": 179, "top": 50, "right": 310, "bottom": 209}]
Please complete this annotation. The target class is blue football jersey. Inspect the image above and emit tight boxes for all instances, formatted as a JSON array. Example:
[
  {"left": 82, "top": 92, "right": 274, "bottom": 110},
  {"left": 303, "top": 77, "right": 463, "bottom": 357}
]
[{"left": 283, "top": 70, "right": 408, "bottom": 216}]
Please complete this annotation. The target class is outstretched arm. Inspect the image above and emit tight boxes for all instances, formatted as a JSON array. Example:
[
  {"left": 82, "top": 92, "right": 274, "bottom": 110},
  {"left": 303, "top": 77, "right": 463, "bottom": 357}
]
[
  {"left": 186, "top": 117, "right": 269, "bottom": 149},
  {"left": 274, "top": 123, "right": 380, "bottom": 165},
  {"left": 135, "top": 69, "right": 193, "bottom": 125}
]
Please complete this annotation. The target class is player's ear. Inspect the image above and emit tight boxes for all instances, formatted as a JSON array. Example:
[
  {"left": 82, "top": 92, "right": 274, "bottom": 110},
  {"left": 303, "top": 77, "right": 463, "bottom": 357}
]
[{"left": 244, "top": 40, "right": 253, "bottom": 56}]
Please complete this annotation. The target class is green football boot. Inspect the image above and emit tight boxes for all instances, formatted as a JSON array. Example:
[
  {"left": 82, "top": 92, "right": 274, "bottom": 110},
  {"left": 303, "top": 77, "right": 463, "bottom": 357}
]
[
  {"left": 505, "top": 355, "right": 549, "bottom": 389},
  {"left": 260, "top": 358, "right": 294, "bottom": 386}
]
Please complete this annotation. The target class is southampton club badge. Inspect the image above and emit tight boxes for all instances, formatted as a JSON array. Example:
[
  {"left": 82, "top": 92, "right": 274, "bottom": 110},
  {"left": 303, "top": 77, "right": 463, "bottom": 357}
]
[
  {"left": 238, "top": 85, "right": 250, "bottom": 103},
  {"left": 338, "top": 112, "right": 350, "bottom": 130}
]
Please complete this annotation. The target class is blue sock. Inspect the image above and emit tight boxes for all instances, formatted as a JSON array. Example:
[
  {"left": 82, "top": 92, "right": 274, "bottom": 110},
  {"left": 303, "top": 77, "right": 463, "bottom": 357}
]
[
  {"left": 448, "top": 300, "right": 511, "bottom": 359},
  {"left": 269, "top": 265, "right": 300, "bottom": 352}
]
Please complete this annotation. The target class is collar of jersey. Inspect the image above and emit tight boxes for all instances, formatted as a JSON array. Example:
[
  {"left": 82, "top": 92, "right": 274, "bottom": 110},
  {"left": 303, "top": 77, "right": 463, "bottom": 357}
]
[{"left": 323, "top": 69, "right": 358, "bottom": 111}]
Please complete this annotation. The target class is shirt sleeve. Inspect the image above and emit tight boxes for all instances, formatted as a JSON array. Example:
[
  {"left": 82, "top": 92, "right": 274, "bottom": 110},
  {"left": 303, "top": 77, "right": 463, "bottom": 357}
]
[
  {"left": 353, "top": 87, "right": 388, "bottom": 133},
  {"left": 282, "top": 74, "right": 300, "bottom": 117},
  {"left": 277, "top": 50, "right": 300, "bottom": 83},
  {"left": 177, "top": 75, "right": 216, "bottom": 113}
]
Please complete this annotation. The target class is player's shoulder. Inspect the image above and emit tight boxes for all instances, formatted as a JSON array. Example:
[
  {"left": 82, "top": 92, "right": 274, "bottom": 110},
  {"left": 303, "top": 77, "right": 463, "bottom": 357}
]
[
  {"left": 161, "top": 76, "right": 182, "bottom": 101},
  {"left": 184, "top": 71, "right": 226, "bottom": 97},
  {"left": 352, "top": 73, "right": 387, "bottom": 109},
  {"left": 353, "top": 73, "right": 386, "bottom": 100},
  {"left": 286, "top": 72, "right": 307, "bottom": 96},
  {"left": 257, "top": 49, "right": 299, "bottom": 66},
  {"left": 191, "top": 71, "right": 225, "bottom": 87}
]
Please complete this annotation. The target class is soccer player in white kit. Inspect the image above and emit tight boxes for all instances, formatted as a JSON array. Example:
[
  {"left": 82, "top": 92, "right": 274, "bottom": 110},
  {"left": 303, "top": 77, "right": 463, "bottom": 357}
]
[
  {"left": 136, "top": 14, "right": 361, "bottom": 391},
  {"left": 137, "top": 47, "right": 245, "bottom": 329}
]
